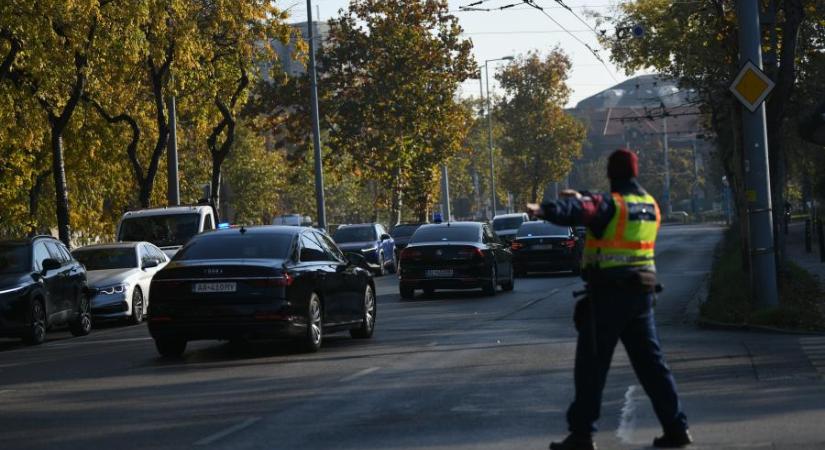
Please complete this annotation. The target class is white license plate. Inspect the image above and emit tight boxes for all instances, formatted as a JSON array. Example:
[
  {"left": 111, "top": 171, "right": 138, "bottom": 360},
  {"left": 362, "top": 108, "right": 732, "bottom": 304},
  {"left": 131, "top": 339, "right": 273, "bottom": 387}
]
[
  {"left": 533, "top": 244, "right": 554, "bottom": 250},
  {"left": 425, "top": 269, "right": 454, "bottom": 278},
  {"left": 192, "top": 282, "right": 237, "bottom": 293}
]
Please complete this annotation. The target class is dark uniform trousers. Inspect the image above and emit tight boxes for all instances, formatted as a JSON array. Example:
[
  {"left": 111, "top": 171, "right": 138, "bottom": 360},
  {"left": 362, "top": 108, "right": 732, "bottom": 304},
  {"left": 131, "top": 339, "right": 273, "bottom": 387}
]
[{"left": 567, "top": 283, "right": 688, "bottom": 436}]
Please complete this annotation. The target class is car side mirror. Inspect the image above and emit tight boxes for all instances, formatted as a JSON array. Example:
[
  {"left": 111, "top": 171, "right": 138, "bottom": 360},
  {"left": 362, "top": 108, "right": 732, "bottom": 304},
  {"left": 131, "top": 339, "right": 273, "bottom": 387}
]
[
  {"left": 380, "top": 233, "right": 391, "bottom": 241},
  {"left": 42, "top": 258, "right": 61, "bottom": 272},
  {"left": 142, "top": 259, "right": 159, "bottom": 270},
  {"left": 345, "top": 252, "right": 368, "bottom": 268}
]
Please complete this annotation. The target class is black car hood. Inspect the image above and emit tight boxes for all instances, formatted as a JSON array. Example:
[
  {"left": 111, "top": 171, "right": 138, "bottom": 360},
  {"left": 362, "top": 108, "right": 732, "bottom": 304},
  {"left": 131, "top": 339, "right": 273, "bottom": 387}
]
[{"left": 0, "top": 272, "right": 32, "bottom": 290}]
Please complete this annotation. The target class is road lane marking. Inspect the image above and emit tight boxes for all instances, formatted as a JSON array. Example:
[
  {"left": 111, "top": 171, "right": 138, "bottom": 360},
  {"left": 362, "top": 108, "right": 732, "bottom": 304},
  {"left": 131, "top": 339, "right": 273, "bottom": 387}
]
[
  {"left": 616, "top": 385, "right": 640, "bottom": 444},
  {"left": 0, "top": 390, "right": 12, "bottom": 395},
  {"left": 44, "top": 337, "right": 153, "bottom": 348},
  {"left": 494, "top": 289, "right": 560, "bottom": 321},
  {"left": 339, "top": 366, "right": 380, "bottom": 382},
  {"left": 194, "top": 417, "right": 261, "bottom": 446}
]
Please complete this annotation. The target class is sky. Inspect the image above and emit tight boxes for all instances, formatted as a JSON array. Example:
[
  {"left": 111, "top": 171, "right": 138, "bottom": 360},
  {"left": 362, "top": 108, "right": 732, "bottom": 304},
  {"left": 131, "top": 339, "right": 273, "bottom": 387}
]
[{"left": 284, "top": 0, "right": 646, "bottom": 108}]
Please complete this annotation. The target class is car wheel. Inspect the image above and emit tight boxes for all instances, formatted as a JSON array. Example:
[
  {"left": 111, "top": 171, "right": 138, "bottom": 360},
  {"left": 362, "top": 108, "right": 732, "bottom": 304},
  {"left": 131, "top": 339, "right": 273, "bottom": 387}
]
[
  {"left": 130, "top": 288, "right": 144, "bottom": 325},
  {"left": 69, "top": 294, "right": 92, "bottom": 337},
  {"left": 302, "top": 292, "right": 323, "bottom": 352},
  {"left": 155, "top": 337, "right": 187, "bottom": 358},
  {"left": 482, "top": 265, "right": 497, "bottom": 296},
  {"left": 501, "top": 267, "right": 515, "bottom": 291},
  {"left": 23, "top": 298, "right": 47, "bottom": 345},
  {"left": 400, "top": 285, "right": 415, "bottom": 300},
  {"left": 350, "top": 284, "right": 376, "bottom": 339}
]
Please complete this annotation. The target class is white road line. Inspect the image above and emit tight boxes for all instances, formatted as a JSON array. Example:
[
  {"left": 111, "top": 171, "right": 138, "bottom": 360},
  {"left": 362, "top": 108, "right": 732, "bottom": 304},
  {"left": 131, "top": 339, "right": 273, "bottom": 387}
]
[
  {"left": 44, "top": 337, "right": 153, "bottom": 348},
  {"left": 339, "top": 366, "right": 380, "bottom": 382},
  {"left": 0, "top": 390, "right": 12, "bottom": 395},
  {"left": 194, "top": 417, "right": 261, "bottom": 446},
  {"left": 616, "top": 385, "right": 640, "bottom": 444}
]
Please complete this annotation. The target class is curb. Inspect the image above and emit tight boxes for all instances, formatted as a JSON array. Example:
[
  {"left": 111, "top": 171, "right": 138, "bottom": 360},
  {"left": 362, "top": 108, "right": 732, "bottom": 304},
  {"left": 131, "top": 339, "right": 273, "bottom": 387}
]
[{"left": 696, "top": 317, "right": 825, "bottom": 336}]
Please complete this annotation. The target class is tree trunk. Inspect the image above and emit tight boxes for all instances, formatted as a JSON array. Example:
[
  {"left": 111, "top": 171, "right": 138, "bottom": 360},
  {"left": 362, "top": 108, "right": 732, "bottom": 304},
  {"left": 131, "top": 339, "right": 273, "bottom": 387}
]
[
  {"left": 389, "top": 168, "right": 402, "bottom": 225},
  {"left": 28, "top": 170, "right": 50, "bottom": 235},
  {"left": 50, "top": 131, "right": 71, "bottom": 246}
]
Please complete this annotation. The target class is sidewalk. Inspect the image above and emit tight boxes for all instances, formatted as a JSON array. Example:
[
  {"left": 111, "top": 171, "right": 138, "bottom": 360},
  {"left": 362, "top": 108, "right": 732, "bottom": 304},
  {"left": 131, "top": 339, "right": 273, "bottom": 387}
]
[{"left": 786, "top": 221, "right": 825, "bottom": 288}]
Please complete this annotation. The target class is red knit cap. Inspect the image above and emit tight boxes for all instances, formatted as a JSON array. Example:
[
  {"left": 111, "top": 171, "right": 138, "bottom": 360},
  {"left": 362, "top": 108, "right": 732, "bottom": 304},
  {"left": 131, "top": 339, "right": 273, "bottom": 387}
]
[{"left": 607, "top": 149, "right": 638, "bottom": 180}]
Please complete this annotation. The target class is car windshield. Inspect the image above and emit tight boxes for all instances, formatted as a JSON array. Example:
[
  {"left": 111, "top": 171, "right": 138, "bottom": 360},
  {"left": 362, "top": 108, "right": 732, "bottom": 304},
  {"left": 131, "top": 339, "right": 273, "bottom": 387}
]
[
  {"left": 409, "top": 225, "right": 479, "bottom": 243},
  {"left": 73, "top": 248, "right": 137, "bottom": 270},
  {"left": 0, "top": 244, "right": 30, "bottom": 274},
  {"left": 175, "top": 233, "right": 294, "bottom": 260},
  {"left": 517, "top": 222, "right": 570, "bottom": 237},
  {"left": 492, "top": 216, "right": 526, "bottom": 231},
  {"left": 118, "top": 214, "right": 200, "bottom": 247},
  {"left": 391, "top": 224, "right": 421, "bottom": 238},
  {"left": 334, "top": 226, "right": 376, "bottom": 243}
]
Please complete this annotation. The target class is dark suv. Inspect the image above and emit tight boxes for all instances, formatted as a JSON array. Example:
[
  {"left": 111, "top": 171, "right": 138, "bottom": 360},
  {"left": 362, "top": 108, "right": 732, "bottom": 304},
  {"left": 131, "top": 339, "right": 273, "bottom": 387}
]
[{"left": 0, "top": 236, "right": 91, "bottom": 345}]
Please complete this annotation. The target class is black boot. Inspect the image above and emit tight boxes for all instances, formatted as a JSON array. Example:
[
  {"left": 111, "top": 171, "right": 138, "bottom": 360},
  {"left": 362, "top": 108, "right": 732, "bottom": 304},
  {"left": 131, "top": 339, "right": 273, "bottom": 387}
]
[
  {"left": 549, "top": 433, "right": 596, "bottom": 450},
  {"left": 653, "top": 429, "right": 693, "bottom": 448}
]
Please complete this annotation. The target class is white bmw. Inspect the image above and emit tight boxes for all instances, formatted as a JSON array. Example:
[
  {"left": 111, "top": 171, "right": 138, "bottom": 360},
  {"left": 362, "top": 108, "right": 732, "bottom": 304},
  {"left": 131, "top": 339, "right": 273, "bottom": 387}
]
[{"left": 72, "top": 242, "right": 169, "bottom": 324}]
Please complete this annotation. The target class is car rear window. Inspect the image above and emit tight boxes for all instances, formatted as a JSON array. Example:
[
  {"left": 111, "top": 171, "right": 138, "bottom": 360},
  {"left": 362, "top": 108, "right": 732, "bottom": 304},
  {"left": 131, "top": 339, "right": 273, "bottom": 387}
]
[
  {"left": 391, "top": 224, "right": 421, "bottom": 238},
  {"left": 492, "top": 216, "right": 526, "bottom": 231},
  {"left": 517, "top": 222, "right": 570, "bottom": 237},
  {"left": 333, "top": 226, "right": 377, "bottom": 243},
  {"left": 409, "top": 225, "right": 480, "bottom": 243},
  {"left": 175, "top": 233, "right": 294, "bottom": 260}
]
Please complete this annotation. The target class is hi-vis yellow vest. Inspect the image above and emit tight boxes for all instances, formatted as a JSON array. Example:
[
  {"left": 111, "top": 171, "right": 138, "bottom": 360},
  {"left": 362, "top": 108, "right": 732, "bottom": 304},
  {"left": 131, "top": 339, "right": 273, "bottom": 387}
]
[{"left": 582, "top": 192, "right": 660, "bottom": 270}]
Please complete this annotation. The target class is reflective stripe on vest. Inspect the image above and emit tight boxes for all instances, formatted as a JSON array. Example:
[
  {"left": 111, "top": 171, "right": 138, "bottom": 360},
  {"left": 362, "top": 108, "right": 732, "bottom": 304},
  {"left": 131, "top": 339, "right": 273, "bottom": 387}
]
[{"left": 582, "top": 193, "right": 660, "bottom": 269}]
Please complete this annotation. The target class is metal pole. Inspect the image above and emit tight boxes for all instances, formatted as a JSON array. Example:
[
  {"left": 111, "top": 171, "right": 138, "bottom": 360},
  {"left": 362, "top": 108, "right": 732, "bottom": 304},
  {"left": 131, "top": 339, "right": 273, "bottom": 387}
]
[
  {"left": 692, "top": 139, "right": 699, "bottom": 217},
  {"left": 736, "top": 0, "right": 779, "bottom": 307},
  {"left": 662, "top": 116, "right": 671, "bottom": 215},
  {"left": 485, "top": 60, "right": 496, "bottom": 218},
  {"left": 166, "top": 77, "right": 179, "bottom": 206},
  {"left": 441, "top": 163, "right": 451, "bottom": 221},
  {"left": 478, "top": 73, "right": 488, "bottom": 219},
  {"left": 306, "top": 1, "right": 326, "bottom": 230}
]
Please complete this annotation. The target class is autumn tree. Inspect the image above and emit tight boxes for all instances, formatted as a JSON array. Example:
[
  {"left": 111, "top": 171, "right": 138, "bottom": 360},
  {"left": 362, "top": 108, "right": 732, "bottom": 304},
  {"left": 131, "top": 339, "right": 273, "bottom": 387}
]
[{"left": 495, "top": 51, "right": 585, "bottom": 206}]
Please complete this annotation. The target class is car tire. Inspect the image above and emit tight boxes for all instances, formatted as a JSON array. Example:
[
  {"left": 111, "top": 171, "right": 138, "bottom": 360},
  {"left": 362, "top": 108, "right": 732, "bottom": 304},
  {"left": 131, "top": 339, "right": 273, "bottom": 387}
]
[
  {"left": 130, "top": 288, "right": 144, "bottom": 325},
  {"left": 350, "top": 284, "right": 376, "bottom": 339},
  {"left": 155, "top": 337, "right": 187, "bottom": 358},
  {"left": 501, "top": 267, "right": 515, "bottom": 292},
  {"left": 23, "top": 298, "right": 47, "bottom": 346},
  {"left": 302, "top": 292, "right": 323, "bottom": 352},
  {"left": 482, "top": 265, "right": 497, "bottom": 296},
  {"left": 400, "top": 285, "right": 415, "bottom": 300},
  {"left": 69, "top": 293, "right": 92, "bottom": 337}
]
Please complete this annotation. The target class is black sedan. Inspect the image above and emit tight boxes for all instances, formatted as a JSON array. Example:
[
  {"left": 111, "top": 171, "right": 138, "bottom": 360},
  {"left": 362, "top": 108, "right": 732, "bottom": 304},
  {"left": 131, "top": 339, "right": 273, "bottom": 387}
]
[
  {"left": 147, "top": 226, "right": 376, "bottom": 357},
  {"left": 390, "top": 223, "right": 425, "bottom": 252},
  {"left": 398, "top": 222, "right": 514, "bottom": 299},
  {"left": 0, "top": 236, "right": 91, "bottom": 345},
  {"left": 510, "top": 221, "right": 582, "bottom": 276}
]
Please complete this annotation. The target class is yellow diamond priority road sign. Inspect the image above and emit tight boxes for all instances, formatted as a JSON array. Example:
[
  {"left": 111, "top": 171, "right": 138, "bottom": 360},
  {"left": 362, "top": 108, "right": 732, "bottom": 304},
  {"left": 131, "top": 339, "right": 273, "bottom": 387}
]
[{"left": 730, "top": 61, "right": 775, "bottom": 112}]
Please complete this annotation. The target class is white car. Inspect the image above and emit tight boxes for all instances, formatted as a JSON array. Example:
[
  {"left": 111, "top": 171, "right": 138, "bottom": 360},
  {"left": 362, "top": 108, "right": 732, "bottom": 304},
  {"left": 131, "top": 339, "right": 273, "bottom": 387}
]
[
  {"left": 492, "top": 212, "right": 530, "bottom": 243},
  {"left": 72, "top": 242, "right": 169, "bottom": 324},
  {"left": 116, "top": 205, "right": 218, "bottom": 258}
]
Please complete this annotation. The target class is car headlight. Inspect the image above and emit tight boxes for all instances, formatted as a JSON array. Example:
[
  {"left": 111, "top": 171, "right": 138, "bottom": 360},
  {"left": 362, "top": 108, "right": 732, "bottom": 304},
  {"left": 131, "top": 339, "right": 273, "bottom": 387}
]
[{"left": 98, "top": 284, "right": 128, "bottom": 295}]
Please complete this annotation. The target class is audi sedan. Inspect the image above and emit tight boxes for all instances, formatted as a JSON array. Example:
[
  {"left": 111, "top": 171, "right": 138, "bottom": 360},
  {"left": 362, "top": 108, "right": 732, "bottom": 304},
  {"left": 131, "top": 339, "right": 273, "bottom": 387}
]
[
  {"left": 398, "top": 222, "right": 514, "bottom": 299},
  {"left": 511, "top": 221, "right": 582, "bottom": 276},
  {"left": 148, "top": 226, "right": 376, "bottom": 357}
]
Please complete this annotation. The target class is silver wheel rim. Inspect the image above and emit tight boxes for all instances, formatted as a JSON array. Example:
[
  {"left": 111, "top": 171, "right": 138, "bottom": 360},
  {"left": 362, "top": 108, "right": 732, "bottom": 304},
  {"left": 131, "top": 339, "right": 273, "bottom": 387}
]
[
  {"left": 310, "top": 295, "right": 322, "bottom": 345},
  {"left": 32, "top": 302, "right": 45, "bottom": 341},
  {"left": 80, "top": 298, "right": 91, "bottom": 332},
  {"left": 133, "top": 291, "right": 143, "bottom": 322},
  {"left": 365, "top": 287, "right": 375, "bottom": 331}
]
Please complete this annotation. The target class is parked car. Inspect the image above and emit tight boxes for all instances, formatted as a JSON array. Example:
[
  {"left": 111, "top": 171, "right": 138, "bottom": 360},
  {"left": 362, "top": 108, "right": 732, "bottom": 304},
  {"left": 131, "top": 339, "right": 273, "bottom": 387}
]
[
  {"left": 116, "top": 204, "right": 218, "bottom": 258},
  {"left": 0, "top": 236, "right": 90, "bottom": 345},
  {"left": 398, "top": 222, "right": 513, "bottom": 299},
  {"left": 147, "top": 226, "right": 376, "bottom": 357},
  {"left": 511, "top": 221, "right": 582, "bottom": 276},
  {"left": 491, "top": 212, "right": 530, "bottom": 243},
  {"left": 333, "top": 223, "right": 396, "bottom": 276},
  {"left": 72, "top": 242, "right": 169, "bottom": 324},
  {"left": 390, "top": 223, "right": 425, "bottom": 252}
]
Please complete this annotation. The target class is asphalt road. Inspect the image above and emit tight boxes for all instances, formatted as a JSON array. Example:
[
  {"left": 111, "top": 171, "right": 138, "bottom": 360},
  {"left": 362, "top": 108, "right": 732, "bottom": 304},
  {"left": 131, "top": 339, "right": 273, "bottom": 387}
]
[{"left": 6, "top": 224, "right": 821, "bottom": 450}]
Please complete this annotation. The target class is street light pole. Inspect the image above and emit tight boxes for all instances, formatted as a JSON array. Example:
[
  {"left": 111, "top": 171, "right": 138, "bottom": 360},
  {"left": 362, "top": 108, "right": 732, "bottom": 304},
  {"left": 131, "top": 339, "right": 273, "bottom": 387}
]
[
  {"left": 306, "top": 0, "right": 326, "bottom": 230},
  {"left": 484, "top": 56, "right": 513, "bottom": 219}
]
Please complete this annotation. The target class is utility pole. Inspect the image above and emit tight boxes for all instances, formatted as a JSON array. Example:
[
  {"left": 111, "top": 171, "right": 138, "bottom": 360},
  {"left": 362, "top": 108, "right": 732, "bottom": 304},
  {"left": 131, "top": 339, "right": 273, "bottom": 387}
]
[
  {"left": 484, "top": 56, "right": 513, "bottom": 219},
  {"left": 441, "top": 163, "right": 451, "bottom": 221},
  {"left": 306, "top": 1, "right": 326, "bottom": 231},
  {"left": 662, "top": 116, "right": 672, "bottom": 216},
  {"left": 691, "top": 138, "right": 700, "bottom": 217},
  {"left": 478, "top": 73, "right": 489, "bottom": 220},
  {"left": 736, "top": 0, "right": 779, "bottom": 307},
  {"left": 167, "top": 75, "right": 180, "bottom": 206}
]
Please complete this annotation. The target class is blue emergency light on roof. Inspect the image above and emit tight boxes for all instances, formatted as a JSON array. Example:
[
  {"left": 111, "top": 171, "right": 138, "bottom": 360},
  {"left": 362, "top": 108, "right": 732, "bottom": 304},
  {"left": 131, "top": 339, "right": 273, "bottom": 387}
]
[{"left": 218, "top": 222, "right": 230, "bottom": 229}]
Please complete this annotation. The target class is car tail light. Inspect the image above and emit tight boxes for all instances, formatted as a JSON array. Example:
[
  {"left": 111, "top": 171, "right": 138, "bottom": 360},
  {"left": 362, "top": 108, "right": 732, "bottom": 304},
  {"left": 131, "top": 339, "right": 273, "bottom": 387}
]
[
  {"left": 456, "top": 247, "right": 484, "bottom": 259},
  {"left": 563, "top": 239, "right": 576, "bottom": 249},
  {"left": 401, "top": 248, "right": 422, "bottom": 261},
  {"left": 253, "top": 273, "right": 293, "bottom": 287},
  {"left": 511, "top": 241, "right": 524, "bottom": 250}
]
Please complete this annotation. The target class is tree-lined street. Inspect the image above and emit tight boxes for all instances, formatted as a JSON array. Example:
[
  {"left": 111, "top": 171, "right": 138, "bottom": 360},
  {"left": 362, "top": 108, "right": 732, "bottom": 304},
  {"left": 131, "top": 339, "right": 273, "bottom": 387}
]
[{"left": 2, "top": 225, "right": 824, "bottom": 450}]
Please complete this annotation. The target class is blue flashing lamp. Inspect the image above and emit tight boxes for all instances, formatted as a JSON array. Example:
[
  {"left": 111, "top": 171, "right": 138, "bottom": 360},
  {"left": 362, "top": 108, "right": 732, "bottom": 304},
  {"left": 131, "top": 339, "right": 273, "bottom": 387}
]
[
  {"left": 217, "top": 222, "right": 231, "bottom": 229},
  {"left": 433, "top": 212, "right": 443, "bottom": 224}
]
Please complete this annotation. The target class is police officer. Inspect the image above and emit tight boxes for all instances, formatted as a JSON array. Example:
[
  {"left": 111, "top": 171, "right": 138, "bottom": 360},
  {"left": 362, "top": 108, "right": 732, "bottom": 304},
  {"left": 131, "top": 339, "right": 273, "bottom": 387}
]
[{"left": 526, "top": 149, "right": 692, "bottom": 450}]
